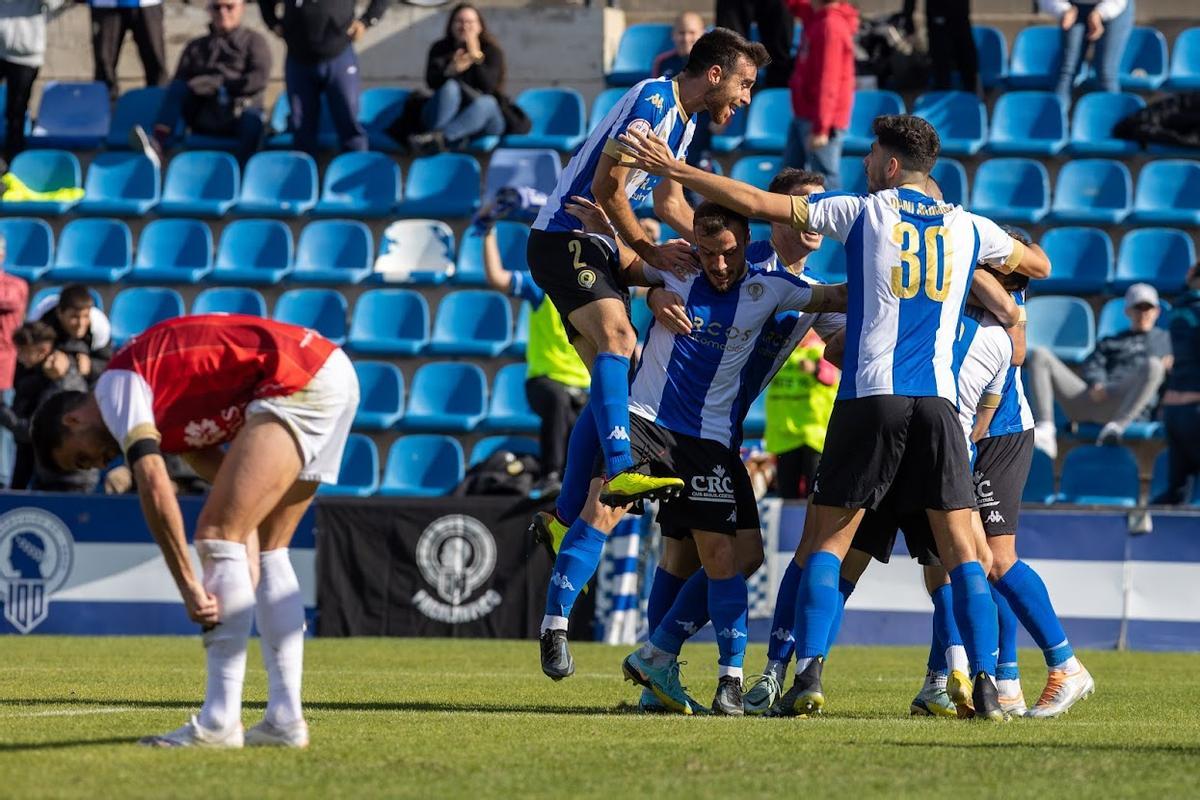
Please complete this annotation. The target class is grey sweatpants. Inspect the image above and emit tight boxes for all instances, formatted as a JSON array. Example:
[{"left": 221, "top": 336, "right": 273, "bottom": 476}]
[{"left": 1025, "top": 347, "right": 1166, "bottom": 428}]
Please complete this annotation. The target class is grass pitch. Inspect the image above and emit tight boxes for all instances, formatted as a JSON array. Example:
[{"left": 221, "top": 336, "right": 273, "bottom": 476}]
[{"left": 1, "top": 637, "right": 1198, "bottom": 799}]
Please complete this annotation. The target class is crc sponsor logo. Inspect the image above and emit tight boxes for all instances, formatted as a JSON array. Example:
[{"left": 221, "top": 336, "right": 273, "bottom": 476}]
[
  {"left": 413, "top": 515, "right": 501, "bottom": 624},
  {"left": 973, "top": 470, "right": 1000, "bottom": 508},
  {"left": 0, "top": 509, "right": 74, "bottom": 634},
  {"left": 690, "top": 465, "right": 734, "bottom": 504}
]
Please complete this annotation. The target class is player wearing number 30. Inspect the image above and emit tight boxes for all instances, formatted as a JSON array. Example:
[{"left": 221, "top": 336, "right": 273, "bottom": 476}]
[{"left": 617, "top": 114, "right": 1051, "bottom": 721}]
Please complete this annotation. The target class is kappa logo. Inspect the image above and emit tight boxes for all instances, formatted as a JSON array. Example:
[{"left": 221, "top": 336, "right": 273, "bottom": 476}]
[
  {"left": 0, "top": 508, "right": 74, "bottom": 634},
  {"left": 676, "top": 620, "right": 699, "bottom": 635},
  {"left": 607, "top": 426, "right": 629, "bottom": 442},
  {"left": 412, "top": 514, "right": 502, "bottom": 624},
  {"left": 718, "top": 627, "right": 748, "bottom": 640},
  {"left": 726, "top": 509, "right": 737, "bottom": 523},
  {"left": 550, "top": 572, "right": 576, "bottom": 592},
  {"left": 985, "top": 510, "right": 1006, "bottom": 525},
  {"left": 771, "top": 627, "right": 795, "bottom": 643}
]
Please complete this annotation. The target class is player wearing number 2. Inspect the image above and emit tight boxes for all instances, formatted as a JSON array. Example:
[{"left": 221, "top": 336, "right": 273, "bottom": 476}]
[{"left": 617, "top": 114, "right": 1051, "bottom": 721}]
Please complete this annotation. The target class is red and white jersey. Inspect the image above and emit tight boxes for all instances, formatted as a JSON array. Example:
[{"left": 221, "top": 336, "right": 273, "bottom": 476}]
[{"left": 96, "top": 315, "right": 338, "bottom": 454}]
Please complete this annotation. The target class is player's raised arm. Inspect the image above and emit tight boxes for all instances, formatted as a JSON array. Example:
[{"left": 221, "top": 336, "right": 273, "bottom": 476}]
[
  {"left": 971, "top": 268, "right": 1021, "bottom": 327},
  {"left": 592, "top": 154, "right": 697, "bottom": 278},
  {"left": 975, "top": 216, "right": 1052, "bottom": 280},
  {"left": 803, "top": 283, "right": 849, "bottom": 314},
  {"left": 563, "top": 194, "right": 687, "bottom": 286}
]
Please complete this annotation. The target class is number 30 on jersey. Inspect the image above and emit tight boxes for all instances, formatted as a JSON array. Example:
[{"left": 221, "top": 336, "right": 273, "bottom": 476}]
[{"left": 891, "top": 223, "right": 952, "bottom": 302}]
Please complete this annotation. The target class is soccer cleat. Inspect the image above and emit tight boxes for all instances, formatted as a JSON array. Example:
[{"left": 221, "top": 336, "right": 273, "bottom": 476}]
[
  {"left": 777, "top": 657, "right": 825, "bottom": 717},
  {"left": 621, "top": 651, "right": 694, "bottom": 715},
  {"left": 946, "top": 669, "right": 975, "bottom": 718},
  {"left": 599, "top": 471, "right": 684, "bottom": 508},
  {"left": 638, "top": 687, "right": 669, "bottom": 714},
  {"left": 540, "top": 629, "right": 575, "bottom": 681},
  {"left": 971, "top": 673, "right": 1008, "bottom": 722},
  {"left": 999, "top": 689, "right": 1028, "bottom": 717},
  {"left": 742, "top": 672, "right": 783, "bottom": 716},
  {"left": 246, "top": 718, "right": 310, "bottom": 748},
  {"left": 910, "top": 671, "right": 958, "bottom": 718},
  {"left": 529, "top": 511, "right": 569, "bottom": 558},
  {"left": 139, "top": 715, "right": 244, "bottom": 748},
  {"left": 1026, "top": 664, "right": 1095, "bottom": 719},
  {"left": 711, "top": 676, "right": 745, "bottom": 716}
]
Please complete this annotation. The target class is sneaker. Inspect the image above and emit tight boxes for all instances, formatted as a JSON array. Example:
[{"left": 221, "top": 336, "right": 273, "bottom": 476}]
[
  {"left": 971, "top": 672, "right": 1008, "bottom": 722},
  {"left": 246, "top": 718, "right": 309, "bottom": 748},
  {"left": 1096, "top": 421, "right": 1124, "bottom": 447},
  {"left": 711, "top": 675, "right": 745, "bottom": 716},
  {"left": 621, "top": 651, "right": 694, "bottom": 715},
  {"left": 529, "top": 511, "right": 568, "bottom": 558},
  {"left": 539, "top": 629, "right": 574, "bottom": 681},
  {"left": 1026, "top": 663, "right": 1095, "bottom": 718},
  {"left": 998, "top": 688, "right": 1028, "bottom": 717},
  {"left": 742, "top": 672, "right": 783, "bottom": 716},
  {"left": 777, "top": 657, "right": 825, "bottom": 717},
  {"left": 1033, "top": 422, "right": 1058, "bottom": 460},
  {"left": 638, "top": 685, "right": 709, "bottom": 715},
  {"left": 407, "top": 130, "right": 446, "bottom": 156},
  {"left": 910, "top": 671, "right": 958, "bottom": 718},
  {"left": 128, "top": 124, "right": 162, "bottom": 170},
  {"left": 139, "top": 715, "right": 244, "bottom": 748},
  {"left": 946, "top": 669, "right": 975, "bottom": 718},
  {"left": 599, "top": 471, "right": 684, "bottom": 508}
]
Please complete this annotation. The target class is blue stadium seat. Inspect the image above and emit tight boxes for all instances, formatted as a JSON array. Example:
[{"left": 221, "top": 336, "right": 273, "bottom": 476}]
[
  {"left": 730, "top": 156, "right": 784, "bottom": 190},
  {"left": 1049, "top": 159, "right": 1132, "bottom": 225},
  {"left": 0, "top": 218, "right": 53, "bottom": 281},
  {"left": 319, "top": 433, "right": 380, "bottom": 497},
  {"left": 973, "top": 25, "right": 1009, "bottom": 88},
  {"left": 272, "top": 288, "right": 348, "bottom": 345},
  {"left": 130, "top": 219, "right": 213, "bottom": 284},
  {"left": 1069, "top": 92, "right": 1146, "bottom": 156},
  {"left": 1074, "top": 419, "right": 1163, "bottom": 442},
  {"left": 838, "top": 156, "right": 869, "bottom": 194},
  {"left": 358, "top": 86, "right": 410, "bottom": 151},
  {"left": 157, "top": 151, "right": 240, "bottom": 217},
  {"left": 710, "top": 106, "right": 748, "bottom": 152},
  {"left": 929, "top": 158, "right": 967, "bottom": 206},
  {"left": 1114, "top": 228, "right": 1196, "bottom": 293},
  {"left": 352, "top": 360, "right": 405, "bottom": 430},
  {"left": 484, "top": 148, "right": 562, "bottom": 203},
  {"left": 237, "top": 151, "right": 318, "bottom": 217},
  {"left": 110, "top": 287, "right": 185, "bottom": 346},
  {"left": 805, "top": 240, "right": 847, "bottom": 283},
  {"left": 106, "top": 87, "right": 175, "bottom": 149},
  {"left": 1096, "top": 295, "right": 1173, "bottom": 340},
  {"left": 508, "top": 301, "right": 531, "bottom": 357},
  {"left": 347, "top": 288, "right": 430, "bottom": 356},
  {"left": 212, "top": 219, "right": 294, "bottom": 284},
  {"left": 970, "top": 158, "right": 1050, "bottom": 224},
  {"left": 191, "top": 287, "right": 267, "bottom": 317},
  {"left": 1130, "top": 160, "right": 1200, "bottom": 225},
  {"left": 1056, "top": 445, "right": 1139, "bottom": 506},
  {"left": 1167, "top": 27, "right": 1200, "bottom": 90},
  {"left": 266, "top": 93, "right": 337, "bottom": 150},
  {"left": 743, "top": 89, "right": 792, "bottom": 152},
  {"left": 843, "top": 90, "right": 906, "bottom": 154},
  {"left": 1008, "top": 26, "right": 1060, "bottom": 90},
  {"left": 428, "top": 289, "right": 512, "bottom": 357},
  {"left": 292, "top": 219, "right": 374, "bottom": 284},
  {"left": 3, "top": 150, "right": 81, "bottom": 214},
  {"left": 484, "top": 363, "right": 539, "bottom": 432},
  {"left": 28, "top": 81, "right": 109, "bottom": 149},
  {"left": 373, "top": 219, "right": 456, "bottom": 284},
  {"left": 912, "top": 91, "right": 987, "bottom": 156},
  {"left": 315, "top": 151, "right": 401, "bottom": 218},
  {"left": 379, "top": 435, "right": 464, "bottom": 497},
  {"left": 456, "top": 221, "right": 528, "bottom": 286},
  {"left": 588, "top": 88, "right": 626, "bottom": 133},
  {"left": 470, "top": 435, "right": 539, "bottom": 467},
  {"left": 49, "top": 218, "right": 132, "bottom": 283},
  {"left": 394, "top": 153, "right": 481, "bottom": 218},
  {"left": 630, "top": 293, "right": 652, "bottom": 340},
  {"left": 402, "top": 362, "right": 488, "bottom": 432},
  {"left": 78, "top": 152, "right": 160, "bottom": 216},
  {"left": 743, "top": 393, "right": 767, "bottom": 437},
  {"left": 1026, "top": 295, "right": 1096, "bottom": 364},
  {"left": 1118, "top": 27, "right": 1168, "bottom": 90},
  {"left": 1022, "top": 449, "right": 1056, "bottom": 504},
  {"left": 989, "top": 91, "right": 1067, "bottom": 155},
  {"left": 502, "top": 88, "right": 587, "bottom": 151},
  {"left": 607, "top": 23, "right": 673, "bottom": 86},
  {"left": 1037, "top": 227, "right": 1113, "bottom": 294},
  {"left": 1149, "top": 449, "right": 1200, "bottom": 505}
]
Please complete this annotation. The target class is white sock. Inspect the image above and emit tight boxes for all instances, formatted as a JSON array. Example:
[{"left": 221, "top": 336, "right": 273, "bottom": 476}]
[
  {"left": 1053, "top": 655, "right": 1082, "bottom": 674},
  {"left": 946, "top": 645, "right": 969, "bottom": 675},
  {"left": 794, "top": 656, "right": 814, "bottom": 673},
  {"left": 540, "top": 615, "right": 568, "bottom": 634},
  {"left": 256, "top": 548, "right": 305, "bottom": 728},
  {"left": 718, "top": 665, "right": 743, "bottom": 680},
  {"left": 997, "top": 678, "right": 1022, "bottom": 698},
  {"left": 196, "top": 540, "right": 255, "bottom": 733},
  {"left": 639, "top": 641, "right": 674, "bottom": 666}
]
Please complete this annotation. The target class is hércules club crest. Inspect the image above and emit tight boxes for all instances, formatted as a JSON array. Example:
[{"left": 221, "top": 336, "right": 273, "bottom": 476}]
[
  {"left": 412, "top": 514, "right": 501, "bottom": 623},
  {"left": 0, "top": 508, "right": 75, "bottom": 634}
]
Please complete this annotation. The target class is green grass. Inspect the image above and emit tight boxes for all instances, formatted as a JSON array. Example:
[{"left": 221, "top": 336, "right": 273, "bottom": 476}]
[{"left": 1, "top": 638, "right": 1198, "bottom": 799}]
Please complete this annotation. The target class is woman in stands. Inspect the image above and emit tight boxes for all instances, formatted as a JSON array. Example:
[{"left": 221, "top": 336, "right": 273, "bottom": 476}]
[{"left": 1041, "top": 0, "right": 1135, "bottom": 107}]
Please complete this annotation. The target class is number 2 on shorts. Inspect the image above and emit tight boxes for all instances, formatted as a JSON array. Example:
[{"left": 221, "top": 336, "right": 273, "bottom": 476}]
[{"left": 568, "top": 238, "right": 589, "bottom": 270}]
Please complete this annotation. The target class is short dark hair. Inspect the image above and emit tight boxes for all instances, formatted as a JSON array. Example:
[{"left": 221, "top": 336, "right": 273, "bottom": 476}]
[
  {"left": 872, "top": 114, "right": 940, "bottom": 174},
  {"left": 693, "top": 201, "right": 749, "bottom": 240},
  {"left": 981, "top": 264, "right": 1030, "bottom": 294},
  {"left": 768, "top": 168, "right": 826, "bottom": 195},
  {"left": 683, "top": 27, "right": 770, "bottom": 78},
  {"left": 13, "top": 321, "right": 56, "bottom": 347},
  {"left": 30, "top": 390, "right": 89, "bottom": 473},
  {"left": 58, "top": 285, "right": 95, "bottom": 312}
]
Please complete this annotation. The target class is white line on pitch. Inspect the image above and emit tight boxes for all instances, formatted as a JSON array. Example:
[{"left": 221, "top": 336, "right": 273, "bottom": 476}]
[{"left": 0, "top": 706, "right": 134, "bottom": 719}]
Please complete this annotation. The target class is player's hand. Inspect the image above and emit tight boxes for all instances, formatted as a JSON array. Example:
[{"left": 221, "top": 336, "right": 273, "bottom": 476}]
[
  {"left": 1085, "top": 9, "right": 1104, "bottom": 41},
  {"left": 648, "top": 239, "right": 699, "bottom": 279},
  {"left": 648, "top": 287, "right": 692, "bottom": 335},
  {"left": 1088, "top": 383, "right": 1108, "bottom": 403},
  {"left": 617, "top": 126, "right": 677, "bottom": 178},
  {"left": 183, "top": 581, "right": 220, "bottom": 626},
  {"left": 347, "top": 20, "right": 366, "bottom": 42},
  {"left": 809, "top": 131, "right": 830, "bottom": 149},
  {"left": 1060, "top": 5, "right": 1078, "bottom": 30},
  {"left": 564, "top": 195, "right": 612, "bottom": 236}
]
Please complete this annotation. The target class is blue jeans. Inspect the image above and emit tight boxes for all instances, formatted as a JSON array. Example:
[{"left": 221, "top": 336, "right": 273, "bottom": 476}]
[
  {"left": 285, "top": 45, "right": 367, "bottom": 155},
  {"left": 1054, "top": 0, "right": 1135, "bottom": 107},
  {"left": 154, "top": 79, "right": 265, "bottom": 162},
  {"left": 422, "top": 79, "right": 505, "bottom": 146},
  {"left": 782, "top": 117, "right": 843, "bottom": 190}
]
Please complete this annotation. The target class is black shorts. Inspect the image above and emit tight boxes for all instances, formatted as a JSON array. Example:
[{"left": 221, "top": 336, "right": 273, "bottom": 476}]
[
  {"left": 775, "top": 445, "right": 820, "bottom": 499},
  {"left": 526, "top": 228, "right": 630, "bottom": 341},
  {"left": 973, "top": 429, "right": 1034, "bottom": 536},
  {"left": 811, "top": 395, "right": 976, "bottom": 513}
]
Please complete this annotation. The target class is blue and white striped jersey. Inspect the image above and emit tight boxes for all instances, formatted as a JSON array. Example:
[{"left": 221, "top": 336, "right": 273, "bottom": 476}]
[
  {"left": 952, "top": 307, "right": 1013, "bottom": 450},
  {"left": 790, "top": 188, "right": 1021, "bottom": 402},
  {"left": 533, "top": 78, "right": 695, "bottom": 233},
  {"left": 984, "top": 290, "right": 1035, "bottom": 438}
]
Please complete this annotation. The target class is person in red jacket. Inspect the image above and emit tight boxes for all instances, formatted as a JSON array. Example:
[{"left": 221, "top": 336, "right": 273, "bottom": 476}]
[{"left": 782, "top": 0, "right": 859, "bottom": 190}]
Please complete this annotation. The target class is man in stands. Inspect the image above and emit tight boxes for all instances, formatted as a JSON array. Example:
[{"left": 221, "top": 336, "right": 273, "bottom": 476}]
[
  {"left": 32, "top": 315, "right": 360, "bottom": 748},
  {"left": 37, "top": 285, "right": 110, "bottom": 389},
  {"left": 653, "top": 12, "right": 713, "bottom": 167}
]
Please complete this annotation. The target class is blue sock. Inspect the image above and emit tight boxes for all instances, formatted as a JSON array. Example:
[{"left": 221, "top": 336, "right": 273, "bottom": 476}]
[
  {"left": 555, "top": 402, "right": 599, "bottom": 525},
  {"left": 949, "top": 561, "right": 998, "bottom": 677},
  {"left": 590, "top": 352, "right": 634, "bottom": 476},
  {"left": 766, "top": 560, "right": 803, "bottom": 663},
  {"left": 992, "top": 584, "right": 1021, "bottom": 682},
  {"left": 709, "top": 574, "right": 749, "bottom": 669},
  {"left": 646, "top": 567, "right": 687, "bottom": 636},
  {"left": 792, "top": 551, "right": 841, "bottom": 659},
  {"left": 649, "top": 569, "right": 710, "bottom": 656},
  {"left": 824, "top": 577, "right": 856, "bottom": 654},
  {"left": 995, "top": 560, "right": 1074, "bottom": 668},
  {"left": 928, "top": 584, "right": 958, "bottom": 672},
  {"left": 543, "top": 520, "right": 607, "bottom": 619}
]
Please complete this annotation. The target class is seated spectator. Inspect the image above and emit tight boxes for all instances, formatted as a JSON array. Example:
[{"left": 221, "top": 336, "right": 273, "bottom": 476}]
[
  {"left": 654, "top": 12, "right": 712, "bottom": 167},
  {"left": 1041, "top": 0, "right": 1134, "bottom": 108},
  {"left": 36, "top": 285, "right": 111, "bottom": 388},
  {"left": 1027, "top": 282, "right": 1172, "bottom": 457},
  {"left": 131, "top": 0, "right": 271, "bottom": 164},
  {"left": 1153, "top": 263, "right": 1200, "bottom": 504}
]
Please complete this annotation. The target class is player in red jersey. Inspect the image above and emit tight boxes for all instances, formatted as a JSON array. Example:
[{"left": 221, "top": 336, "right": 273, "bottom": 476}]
[{"left": 31, "top": 315, "right": 360, "bottom": 749}]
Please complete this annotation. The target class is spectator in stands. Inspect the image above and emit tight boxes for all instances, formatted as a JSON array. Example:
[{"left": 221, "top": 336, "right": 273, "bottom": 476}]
[
  {"left": 717, "top": 0, "right": 794, "bottom": 88},
  {"left": 130, "top": 0, "right": 272, "bottom": 164},
  {"left": 37, "top": 285, "right": 111, "bottom": 389},
  {"left": 1041, "top": 0, "right": 1134, "bottom": 107},
  {"left": 0, "top": 233, "right": 26, "bottom": 486},
  {"left": 900, "top": 0, "right": 981, "bottom": 94},
  {"left": 1153, "top": 263, "right": 1200, "bottom": 504},
  {"left": 782, "top": 0, "right": 858, "bottom": 189},
  {"left": 89, "top": 0, "right": 167, "bottom": 101},
  {"left": 259, "top": 0, "right": 389, "bottom": 155},
  {"left": 652, "top": 12, "right": 714, "bottom": 167},
  {"left": 0, "top": 0, "right": 61, "bottom": 164},
  {"left": 1027, "top": 282, "right": 1172, "bottom": 458}
]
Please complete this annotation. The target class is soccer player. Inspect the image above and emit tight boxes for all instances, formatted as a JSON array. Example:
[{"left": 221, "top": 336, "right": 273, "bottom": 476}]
[
  {"left": 31, "top": 315, "right": 359, "bottom": 748},
  {"left": 616, "top": 114, "right": 1051, "bottom": 721}
]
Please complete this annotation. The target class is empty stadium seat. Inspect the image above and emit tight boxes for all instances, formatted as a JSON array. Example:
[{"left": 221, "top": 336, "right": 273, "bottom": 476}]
[
  {"left": 347, "top": 288, "right": 430, "bottom": 356},
  {"left": 0, "top": 218, "right": 53, "bottom": 281},
  {"left": 1027, "top": 295, "right": 1095, "bottom": 364},
  {"left": 157, "top": 151, "right": 240, "bottom": 217},
  {"left": 291, "top": 220, "right": 374, "bottom": 284},
  {"left": 212, "top": 219, "right": 294, "bottom": 284},
  {"left": 402, "top": 362, "right": 488, "bottom": 432},
  {"left": 710, "top": 106, "right": 748, "bottom": 152},
  {"left": 373, "top": 219, "right": 456, "bottom": 284},
  {"left": 607, "top": 23, "right": 673, "bottom": 86},
  {"left": 266, "top": 93, "right": 337, "bottom": 150},
  {"left": 1022, "top": 449, "right": 1056, "bottom": 504},
  {"left": 352, "top": 360, "right": 404, "bottom": 430},
  {"left": 29, "top": 81, "right": 109, "bottom": 149},
  {"left": 1049, "top": 159, "right": 1131, "bottom": 224},
  {"left": 973, "top": 25, "right": 1009, "bottom": 88},
  {"left": 237, "top": 151, "right": 318, "bottom": 216},
  {"left": 1114, "top": 228, "right": 1196, "bottom": 292},
  {"left": 1056, "top": 445, "right": 1139, "bottom": 506},
  {"left": 319, "top": 433, "right": 380, "bottom": 497},
  {"left": 743, "top": 88, "right": 792, "bottom": 152},
  {"left": 110, "top": 287, "right": 184, "bottom": 346},
  {"left": 3, "top": 149, "right": 81, "bottom": 214},
  {"left": 1095, "top": 296, "right": 1173, "bottom": 340},
  {"left": 484, "top": 148, "right": 562, "bottom": 203},
  {"left": 129, "top": 219, "right": 213, "bottom": 284},
  {"left": 272, "top": 288, "right": 348, "bottom": 345},
  {"left": 49, "top": 218, "right": 132, "bottom": 283},
  {"left": 970, "top": 158, "right": 1051, "bottom": 224},
  {"left": 502, "top": 88, "right": 587, "bottom": 151},
  {"left": 1149, "top": 449, "right": 1200, "bottom": 505},
  {"left": 1008, "top": 26, "right": 1060, "bottom": 90},
  {"left": 78, "top": 152, "right": 160, "bottom": 216},
  {"left": 106, "top": 87, "right": 175, "bottom": 149},
  {"left": 730, "top": 156, "right": 783, "bottom": 190},
  {"left": 1069, "top": 92, "right": 1146, "bottom": 156},
  {"left": 912, "top": 91, "right": 987, "bottom": 155},
  {"left": 428, "top": 289, "right": 512, "bottom": 357},
  {"left": 358, "top": 86, "right": 410, "bottom": 151},
  {"left": 470, "top": 435, "right": 539, "bottom": 467},
  {"left": 1119, "top": 27, "right": 1168, "bottom": 90},
  {"left": 1167, "top": 27, "right": 1200, "bottom": 90},
  {"left": 930, "top": 158, "right": 967, "bottom": 206},
  {"left": 843, "top": 90, "right": 905, "bottom": 153},
  {"left": 484, "top": 363, "right": 539, "bottom": 432},
  {"left": 508, "top": 301, "right": 531, "bottom": 357},
  {"left": 989, "top": 91, "right": 1067, "bottom": 155},
  {"left": 379, "top": 435, "right": 465, "bottom": 497},
  {"left": 1037, "top": 227, "right": 1113, "bottom": 294},
  {"left": 315, "top": 151, "right": 401, "bottom": 217},
  {"left": 588, "top": 88, "right": 626, "bottom": 133},
  {"left": 191, "top": 286, "right": 267, "bottom": 317},
  {"left": 394, "top": 153, "right": 481, "bottom": 218},
  {"left": 456, "top": 221, "right": 529, "bottom": 286},
  {"left": 838, "top": 156, "right": 869, "bottom": 194},
  {"left": 1130, "top": 160, "right": 1200, "bottom": 225},
  {"left": 805, "top": 240, "right": 847, "bottom": 283}
]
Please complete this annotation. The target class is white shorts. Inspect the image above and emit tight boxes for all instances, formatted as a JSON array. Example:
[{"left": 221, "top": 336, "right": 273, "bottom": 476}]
[{"left": 246, "top": 348, "right": 360, "bottom": 484}]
